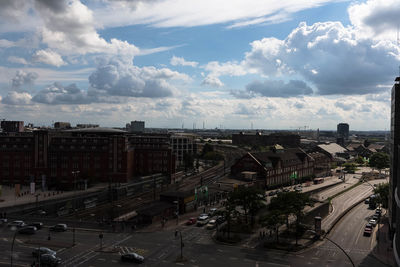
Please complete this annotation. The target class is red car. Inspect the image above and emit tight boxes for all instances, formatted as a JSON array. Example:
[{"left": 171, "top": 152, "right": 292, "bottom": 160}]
[{"left": 186, "top": 218, "right": 197, "bottom": 225}]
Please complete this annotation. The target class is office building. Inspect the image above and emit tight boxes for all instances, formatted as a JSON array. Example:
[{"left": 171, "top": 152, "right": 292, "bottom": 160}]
[
  {"left": 390, "top": 76, "right": 400, "bottom": 266},
  {"left": 128, "top": 121, "right": 145, "bottom": 133},
  {"left": 1, "top": 120, "right": 24, "bottom": 132},
  {"left": 337, "top": 123, "right": 349, "bottom": 140}
]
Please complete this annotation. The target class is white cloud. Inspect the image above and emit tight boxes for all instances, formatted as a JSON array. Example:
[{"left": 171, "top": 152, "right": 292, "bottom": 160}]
[
  {"left": 7, "top": 56, "right": 29, "bottom": 65},
  {"left": 1, "top": 91, "right": 32, "bottom": 105},
  {"left": 243, "top": 21, "right": 400, "bottom": 95},
  {"left": 11, "top": 70, "right": 38, "bottom": 91},
  {"left": 34, "top": 0, "right": 139, "bottom": 57},
  {"left": 88, "top": 57, "right": 188, "bottom": 98},
  {"left": 32, "top": 82, "right": 96, "bottom": 105},
  {"left": 201, "top": 75, "right": 224, "bottom": 87},
  {"left": 0, "top": 39, "right": 15, "bottom": 48},
  {"left": 32, "top": 49, "right": 66, "bottom": 67},
  {"left": 96, "top": 0, "right": 342, "bottom": 29},
  {"left": 348, "top": 0, "right": 400, "bottom": 41},
  {"left": 170, "top": 56, "right": 198, "bottom": 67}
]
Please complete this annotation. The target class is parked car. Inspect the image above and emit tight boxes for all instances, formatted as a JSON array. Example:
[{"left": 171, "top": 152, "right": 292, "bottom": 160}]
[
  {"left": 372, "top": 214, "right": 379, "bottom": 221},
  {"left": 28, "top": 222, "right": 43, "bottom": 230},
  {"left": 364, "top": 198, "right": 370, "bottom": 204},
  {"left": 34, "top": 210, "right": 47, "bottom": 216},
  {"left": 268, "top": 191, "right": 276, "bottom": 196},
  {"left": 369, "top": 219, "right": 377, "bottom": 227},
  {"left": 206, "top": 219, "right": 217, "bottom": 230},
  {"left": 40, "top": 254, "right": 62, "bottom": 266},
  {"left": 120, "top": 252, "right": 144, "bottom": 263},
  {"left": 208, "top": 208, "right": 218, "bottom": 216},
  {"left": 196, "top": 215, "right": 209, "bottom": 227},
  {"left": 8, "top": 220, "right": 26, "bottom": 228},
  {"left": 295, "top": 187, "right": 302, "bottom": 192},
  {"left": 186, "top": 218, "right": 197, "bottom": 225},
  {"left": 18, "top": 226, "right": 37, "bottom": 235},
  {"left": 50, "top": 224, "right": 67, "bottom": 232},
  {"left": 0, "top": 218, "right": 7, "bottom": 225},
  {"left": 216, "top": 216, "right": 225, "bottom": 224},
  {"left": 375, "top": 208, "right": 382, "bottom": 215},
  {"left": 364, "top": 226, "right": 372, "bottom": 237},
  {"left": 282, "top": 188, "right": 289, "bottom": 192},
  {"left": 32, "top": 247, "right": 56, "bottom": 258}
]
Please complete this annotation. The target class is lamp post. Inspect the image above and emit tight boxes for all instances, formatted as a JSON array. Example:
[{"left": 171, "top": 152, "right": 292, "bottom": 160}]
[
  {"left": 174, "top": 230, "right": 184, "bottom": 261},
  {"left": 308, "top": 230, "right": 355, "bottom": 267},
  {"left": 72, "top": 170, "right": 80, "bottom": 246}
]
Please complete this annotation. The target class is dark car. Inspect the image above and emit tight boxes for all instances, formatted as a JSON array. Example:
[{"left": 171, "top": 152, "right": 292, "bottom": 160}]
[
  {"left": 29, "top": 222, "right": 43, "bottom": 230},
  {"left": 32, "top": 247, "right": 56, "bottom": 258},
  {"left": 364, "top": 227, "right": 372, "bottom": 237},
  {"left": 40, "top": 254, "right": 61, "bottom": 266},
  {"left": 8, "top": 220, "right": 26, "bottom": 228},
  {"left": 121, "top": 252, "right": 144, "bottom": 263},
  {"left": 18, "top": 226, "right": 37, "bottom": 235},
  {"left": 216, "top": 216, "right": 225, "bottom": 224},
  {"left": 49, "top": 224, "right": 67, "bottom": 232}
]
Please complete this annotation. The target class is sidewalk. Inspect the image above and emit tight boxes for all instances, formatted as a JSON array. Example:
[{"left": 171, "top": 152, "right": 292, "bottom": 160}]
[
  {"left": 0, "top": 183, "right": 108, "bottom": 209},
  {"left": 372, "top": 216, "right": 395, "bottom": 267}
]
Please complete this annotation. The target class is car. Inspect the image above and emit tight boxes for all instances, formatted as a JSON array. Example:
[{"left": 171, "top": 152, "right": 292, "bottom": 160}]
[
  {"left": 186, "top": 218, "right": 197, "bottom": 225},
  {"left": 364, "top": 227, "right": 372, "bottom": 236},
  {"left": 50, "top": 224, "right": 67, "bottom": 232},
  {"left": 198, "top": 213, "right": 208, "bottom": 219},
  {"left": 0, "top": 218, "right": 7, "bottom": 225},
  {"left": 8, "top": 220, "right": 26, "bottom": 228},
  {"left": 208, "top": 208, "right": 218, "bottom": 216},
  {"left": 28, "top": 222, "right": 43, "bottom": 230},
  {"left": 196, "top": 215, "right": 209, "bottom": 227},
  {"left": 35, "top": 210, "right": 47, "bottom": 216},
  {"left": 375, "top": 208, "right": 382, "bottom": 215},
  {"left": 369, "top": 219, "right": 377, "bottom": 227},
  {"left": 206, "top": 219, "right": 217, "bottom": 230},
  {"left": 120, "top": 252, "right": 144, "bottom": 263},
  {"left": 40, "top": 254, "right": 62, "bottom": 266},
  {"left": 216, "top": 215, "right": 225, "bottom": 224},
  {"left": 268, "top": 191, "right": 276, "bottom": 196},
  {"left": 32, "top": 247, "right": 56, "bottom": 258},
  {"left": 372, "top": 214, "right": 379, "bottom": 221},
  {"left": 282, "top": 188, "right": 289, "bottom": 192},
  {"left": 295, "top": 187, "right": 302, "bottom": 192},
  {"left": 18, "top": 226, "right": 37, "bottom": 235},
  {"left": 364, "top": 198, "right": 370, "bottom": 204}
]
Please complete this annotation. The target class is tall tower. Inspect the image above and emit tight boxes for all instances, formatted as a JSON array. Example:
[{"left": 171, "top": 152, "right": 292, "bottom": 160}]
[
  {"left": 390, "top": 76, "right": 400, "bottom": 266},
  {"left": 337, "top": 123, "right": 349, "bottom": 140}
]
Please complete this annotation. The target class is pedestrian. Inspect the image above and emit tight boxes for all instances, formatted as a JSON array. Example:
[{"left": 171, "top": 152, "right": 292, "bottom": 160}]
[
  {"left": 203, "top": 207, "right": 206, "bottom": 213},
  {"left": 259, "top": 231, "right": 262, "bottom": 240}
]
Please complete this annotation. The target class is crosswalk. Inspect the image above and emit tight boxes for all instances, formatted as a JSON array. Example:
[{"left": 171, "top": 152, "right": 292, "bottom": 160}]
[{"left": 116, "top": 245, "right": 148, "bottom": 256}]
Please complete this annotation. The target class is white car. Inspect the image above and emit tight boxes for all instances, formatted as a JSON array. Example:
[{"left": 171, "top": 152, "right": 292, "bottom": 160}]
[
  {"left": 369, "top": 219, "right": 377, "bottom": 227},
  {"left": 206, "top": 219, "right": 217, "bottom": 230},
  {"left": 197, "top": 215, "right": 209, "bottom": 226},
  {"left": 8, "top": 220, "right": 26, "bottom": 228}
]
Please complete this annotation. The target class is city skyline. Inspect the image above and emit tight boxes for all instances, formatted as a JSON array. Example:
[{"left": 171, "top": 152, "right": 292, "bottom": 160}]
[{"left": 0, "top": 0, "right": 399, "bottom": 130}]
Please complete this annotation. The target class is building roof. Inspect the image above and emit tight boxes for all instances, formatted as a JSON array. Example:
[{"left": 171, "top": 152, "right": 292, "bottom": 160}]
[
  {"left": 250, "top": 147, "right": 310, "bottom": 169},
  {"left": 65, "top": 127, "right": 126, "bottom": 133},
  {"left": 318, "top": 143, "right": 347, "bottom": 155}
]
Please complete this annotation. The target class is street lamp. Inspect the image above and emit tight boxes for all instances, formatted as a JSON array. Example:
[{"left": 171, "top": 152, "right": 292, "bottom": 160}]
[
  {"left": 308, "top": 230, "right": 355, "bottom": 267},
  {"left": 72, "top": 170, "right": 80, "bottom": 246},
  {"left": 174, "top": 229, "right": 184, "bottom": 261}
]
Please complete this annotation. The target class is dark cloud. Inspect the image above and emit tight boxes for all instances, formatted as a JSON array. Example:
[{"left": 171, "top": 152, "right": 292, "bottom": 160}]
[
  {"left": 232, "top": 79, "right": 313, "bottom": 98},
  {"left": 35, "top": 0, "right": 67, "bottom": 13}
]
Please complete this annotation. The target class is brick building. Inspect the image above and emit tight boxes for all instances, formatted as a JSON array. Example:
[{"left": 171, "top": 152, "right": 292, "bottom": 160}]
[
  {"left": 0, "top": 128, "right": 176, "bottom": 189},
  {"left": 232, "top": 132, "right": 300, "bottom": 148},
  {"left": 231, "top": 147, "right": 314, "bottom": 188}
]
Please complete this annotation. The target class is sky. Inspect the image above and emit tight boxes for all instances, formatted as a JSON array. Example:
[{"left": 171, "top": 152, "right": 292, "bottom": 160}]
[{"left": 0, "top": 0, "right": 399, "bottom": 130}]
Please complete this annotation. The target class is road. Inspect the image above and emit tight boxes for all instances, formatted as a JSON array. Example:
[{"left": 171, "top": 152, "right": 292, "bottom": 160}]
[{"left": 300, "top": 202, "right": 385, "bottom": 267}]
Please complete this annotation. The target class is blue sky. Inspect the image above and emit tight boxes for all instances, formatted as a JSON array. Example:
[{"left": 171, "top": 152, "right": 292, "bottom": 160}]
[{"left": 0, "top": 0, "right": 399, "bottom": 130}]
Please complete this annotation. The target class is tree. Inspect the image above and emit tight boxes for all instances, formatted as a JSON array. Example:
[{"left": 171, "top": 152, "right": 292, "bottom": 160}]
[
  {"left": 369, "top": 152, "right": 389, "bottom": 173},
  {"left": 261, "top": 211, "right": 285, "bottom": 243},
  {"left": 201, "top": 143, "right": 214, "bottom": 156},
  {"left": 230, "top": 187, "right": 264, "bottom": 225},
  {"left": 374, "top": 183, "right": 389, "bottom": 209},
  {"left": 355, "top": 156, "right": 365, "bottom": 165},
  {"left": 269, "top": 191, "right": 313, "bottom": 245},
  {"left": 219, "top": 193, "right": 239, "bottom": 239},
  {"left": 342, "top": 163, "right": 357, "bottom": 173}
]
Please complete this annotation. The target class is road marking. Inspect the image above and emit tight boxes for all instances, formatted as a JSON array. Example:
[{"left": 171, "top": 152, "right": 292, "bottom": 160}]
[{"left": 97, "top": 258, "right": 106, "bottom": 261}]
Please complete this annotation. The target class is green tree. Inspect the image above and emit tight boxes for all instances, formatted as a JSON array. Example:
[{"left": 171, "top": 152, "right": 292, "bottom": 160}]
[
  {"left": 269, "top": 191, "right": 313, "bottom": 245},
  {"left": 342, "top": 163, "right": 357, "bottom": 173},
  {"left": 355, "top": 156, "right": 365, "bottom": 165},
  {"left": 230, "top": 187, "right": 264, "bottom": 225},
  {"left": 219, "top": 193, "right": 239, "bottom": 239},
  {"left": 374, "top": 183, "right": 389, "bottom": 209},
  {"left": 261, "top": 210, "right": 285, "bottom": 243},
  {"left": 369, "top": 152, "right": 389, "bottom": 173}
]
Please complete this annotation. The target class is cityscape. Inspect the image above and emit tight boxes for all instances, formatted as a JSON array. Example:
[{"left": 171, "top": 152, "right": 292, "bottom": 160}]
[{"left": 0, "top": 1, "right": 400, "bottom": 267}]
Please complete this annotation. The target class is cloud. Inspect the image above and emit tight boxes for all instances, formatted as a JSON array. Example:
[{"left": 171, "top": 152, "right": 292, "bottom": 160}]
[
  {"left": 243, "top": 21, "right": 400, "bottom": 95},
  {"left": 348, "top": 0, "right": 400, "bottom": 40},
  {"left": 32, "top": 82, "right": 96, "bottom": 104},
  {"left": 201, "top": 75, "right": 224, "bottom": 87},
  {"left": 293, "top": 101, "right": 304, "bottom": 109},
  {"left": 34, "top": 0, "right": 139, "bottom": 57},
  {"left": 88, "top": 58, "right": 187, "bottom": 98},
  {"left": 359, "top": 104, "right": 372, "bottom": 112},
  {"left": 233, "top": 79, "right": 313, "bottom": 98},
  {"left": 11, "top": 70, "right": 39, "bottom": 91},
  {"left": 7, "top": 56, "right": 29, "bottom": 65},
  {"left": 334, "top": 101, "right": 352, "bottom": 111},
  {"left": 97, "top": 0, "right": 341, "bottom": 29},
  {"left": 0, "top": 39, "right": 15, "bottom": 48},
  {"left": 170, "top": 56, "right": 198, "bottom": 67},
  {"left": 1, "top": 91, "right": 32, "bottom": 105},
  {"left": 32, "top": 49, "right": 66, "bottom": 67}
]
